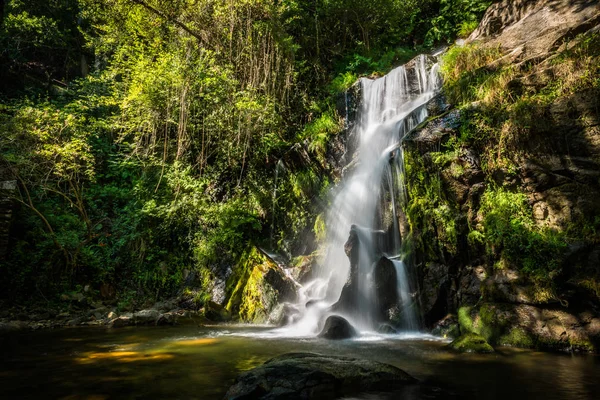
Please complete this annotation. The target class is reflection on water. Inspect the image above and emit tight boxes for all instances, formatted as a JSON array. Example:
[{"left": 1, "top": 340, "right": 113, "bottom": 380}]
[{"left": 0, "top": 325, "right": 599, "bottom": 399}]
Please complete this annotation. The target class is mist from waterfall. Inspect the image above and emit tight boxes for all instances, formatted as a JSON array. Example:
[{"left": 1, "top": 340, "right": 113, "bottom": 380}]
[{"left": 282, "top": 55, "right": 441, "bottom": 336}]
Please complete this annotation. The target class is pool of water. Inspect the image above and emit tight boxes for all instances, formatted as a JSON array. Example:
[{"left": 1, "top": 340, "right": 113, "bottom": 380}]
[{"left": 1, "top": 324, "right": 599, "bottom": 399}]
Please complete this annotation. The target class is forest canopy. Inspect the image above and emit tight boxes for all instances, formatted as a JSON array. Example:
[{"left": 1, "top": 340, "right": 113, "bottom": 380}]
[{"left": 0, "top": 0, "right": 491, "bottom": 304}]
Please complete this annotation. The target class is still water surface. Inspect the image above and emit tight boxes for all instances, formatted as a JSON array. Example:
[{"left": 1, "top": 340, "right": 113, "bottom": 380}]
[{"left": 1, "top": 324, "right": 599, "bottom": 399}]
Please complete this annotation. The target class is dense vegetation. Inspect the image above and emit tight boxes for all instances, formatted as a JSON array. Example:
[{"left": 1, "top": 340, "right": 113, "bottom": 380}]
[{"left": 0, "top": 0, "right": 492, "bottom": 306}]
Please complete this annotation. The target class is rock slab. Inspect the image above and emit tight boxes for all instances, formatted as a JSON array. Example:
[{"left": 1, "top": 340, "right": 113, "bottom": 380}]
[{"left": 224, "top": 352, "right": 416, "bottom": 400}]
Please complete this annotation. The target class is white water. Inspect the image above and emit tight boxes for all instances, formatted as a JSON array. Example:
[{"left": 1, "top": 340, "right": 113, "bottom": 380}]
[{"left": 285, "top": 55, "right": 441, "bottom": 336}]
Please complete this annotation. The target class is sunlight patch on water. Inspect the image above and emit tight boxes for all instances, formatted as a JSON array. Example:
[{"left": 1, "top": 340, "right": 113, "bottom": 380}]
[
  {"left": 75, "top": 350, "right": 174, "bottom": 364},
  {"left": 171, "top": 338, "right": 218, "bottom": 346}
]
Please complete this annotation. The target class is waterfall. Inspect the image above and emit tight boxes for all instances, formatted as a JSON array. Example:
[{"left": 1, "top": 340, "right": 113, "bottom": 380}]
[{"left": 284, "top": 55, "right": 441, "bottom": 336}]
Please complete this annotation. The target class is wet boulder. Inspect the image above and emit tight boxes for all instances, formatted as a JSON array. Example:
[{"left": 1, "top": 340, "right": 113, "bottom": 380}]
[
  {"left": 225, "top": 352, "right": 416, "bottom": 399},
  {"left": 318, "top": 315, "right": 357, "bottom": 340},
  {"left": 205, "top": 301, "right": 232, "bottom": 322}
]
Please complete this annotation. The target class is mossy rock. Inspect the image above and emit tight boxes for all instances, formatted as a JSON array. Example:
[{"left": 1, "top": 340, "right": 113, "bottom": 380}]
[
  {"left": 449, "top": 333, "right": 494, "bottom": 353},
  {"left": 498, "top": 328, "right": 535, "bottom": 348}
]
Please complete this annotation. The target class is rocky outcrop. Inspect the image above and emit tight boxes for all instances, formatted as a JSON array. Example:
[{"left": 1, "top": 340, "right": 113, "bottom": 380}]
[
  {"left": 225, "top": 247, "right": 298, "bottom": 324},
  {"left": 459, "top": 303, "right": 600, "bottom": 352},
  {"left": 469, "top": 0, "right": 600, "bottom": 62},
  {"left": 372, "top": 257, "right": 399, "bottom": 319},
  {"left": 225, "top": 353, "right": 416, "bottom": 399},
  {"left": 405, "top": 0, "right": 600, "bottom": 352}
]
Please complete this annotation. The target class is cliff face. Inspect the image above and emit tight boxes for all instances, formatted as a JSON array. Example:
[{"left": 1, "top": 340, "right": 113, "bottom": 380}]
[{"left": 406, "top": 0, "right": 600, "bottom": 351}]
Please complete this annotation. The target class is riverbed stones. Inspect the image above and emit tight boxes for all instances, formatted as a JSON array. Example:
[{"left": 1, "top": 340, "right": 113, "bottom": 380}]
[
  {"left": 224, "top": 352, "right": 416, "bottom": 400},
  {"left": 109, "top": 315, "right": 132, "bottom": 328},
  {"left": 133, "top": 309, "right": 160, "bottom": 324},
  {"left": 318, "top": 315, "right": 357, "bottom": 340}
]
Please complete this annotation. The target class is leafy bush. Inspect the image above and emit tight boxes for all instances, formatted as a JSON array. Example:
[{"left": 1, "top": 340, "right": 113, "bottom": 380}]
[{"left": 425, "top": 0, "right": 491, "bottom": 46}]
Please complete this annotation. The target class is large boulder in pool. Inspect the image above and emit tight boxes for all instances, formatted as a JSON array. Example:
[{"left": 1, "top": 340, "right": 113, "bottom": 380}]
[
  {"left": 318, "top": 315, "right": 357, "bottom": 340},
  {"left": 224, "top": 352, "right": 416, "bottom": 399}
]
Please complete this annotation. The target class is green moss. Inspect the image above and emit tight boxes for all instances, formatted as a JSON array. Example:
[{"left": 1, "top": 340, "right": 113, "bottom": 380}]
[
  {"left": 499, "top": 328, "right": 535, "bottom": 348},
  {"left": 449, "top": 332, "right": 494, "bottom": 353},
  {"left": 458, "top": 306, "right": 474, "bottom": 333},
  {"left": 225, "top": 247, "right": 264, "bottom": 314},
  {"left": 568, "top": 338, "right": 595, "bottom": 353},
  {"left": 223, "top": 246, "right": 280, "bottom": 323},
  {"left": 239, "top": 266, "right": 272, "bottom": 323},
  {"left": 477, "top": 303, "right": 509, "bottom": 343}
]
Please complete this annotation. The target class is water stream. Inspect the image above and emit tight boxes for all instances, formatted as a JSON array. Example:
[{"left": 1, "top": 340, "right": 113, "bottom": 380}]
[{"left": 285, "top": 55, "right": 441, "bottom": 335}]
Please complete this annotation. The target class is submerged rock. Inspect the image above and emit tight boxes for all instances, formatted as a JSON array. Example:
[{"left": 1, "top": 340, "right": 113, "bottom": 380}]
[
  {"left": 224, "top": 352, "right": 416, "bottom": 399},
  {"left": 318, "top": 315, "right": 357, "bottom": 340},
  {"left": 449, "top": 333, "right": 494, "bottom": 353}
]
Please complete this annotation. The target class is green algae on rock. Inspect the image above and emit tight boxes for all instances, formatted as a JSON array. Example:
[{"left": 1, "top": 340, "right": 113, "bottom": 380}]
[{"left": 449, "top": 333, "right": 495, "bottom": 353}]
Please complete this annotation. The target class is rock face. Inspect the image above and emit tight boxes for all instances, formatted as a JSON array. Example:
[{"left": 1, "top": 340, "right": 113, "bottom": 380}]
[
  {"left": 469, "top": 0, "right": 600, "bottom": 61},
  {"left": 372, "top": 257, "right": 399, "bottom": 323},
  {"left": 459, "top": 303, "right": 600, "bottom": 352},
  {"left": 225, "top": 247, "right": 298, "bottom": 324},
  {"left": 224, "top": 353, "right": 416, "bottom": 400},
  {"left": 404, "top": 0, "right": 600, "bottom": 352},
  {"left": 318, "top": 315, "right": 357, "bottom": 340},
  {"left": 333, "top": 227, "right": 401, "bottom": 326}
]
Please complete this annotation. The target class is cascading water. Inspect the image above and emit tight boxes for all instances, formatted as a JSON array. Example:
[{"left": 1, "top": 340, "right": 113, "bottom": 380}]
[{"left": 282, "top": 55, "right": 441, "bottom": 336}]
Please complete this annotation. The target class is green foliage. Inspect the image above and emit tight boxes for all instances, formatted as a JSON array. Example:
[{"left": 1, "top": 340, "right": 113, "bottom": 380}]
[
  {"left": 425, "top": 0, "right": 491, "bottom": 46},
  {"left": 0, "top": 0, "right": 503, "bottom": 304},
  {"left": 301, "top": 108, "right": 342, "bottom": 162},
  {"left": 474, "top": 187, "right": 568, "bottom": 277},
  {"left": 458, "top": 20, "right": 479, "bottom": 38},
  {"left": 440, "top": 43, "right": 504, "bottom": 105},
  {"left": 328, "top": 72, "right": 358, "bottom": 94},
  {"left": 313, "top": 214, "right": 327, "bottom": 242},
  {"left": 405, "top": 149, "right": 460, "bottom": 258}
]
